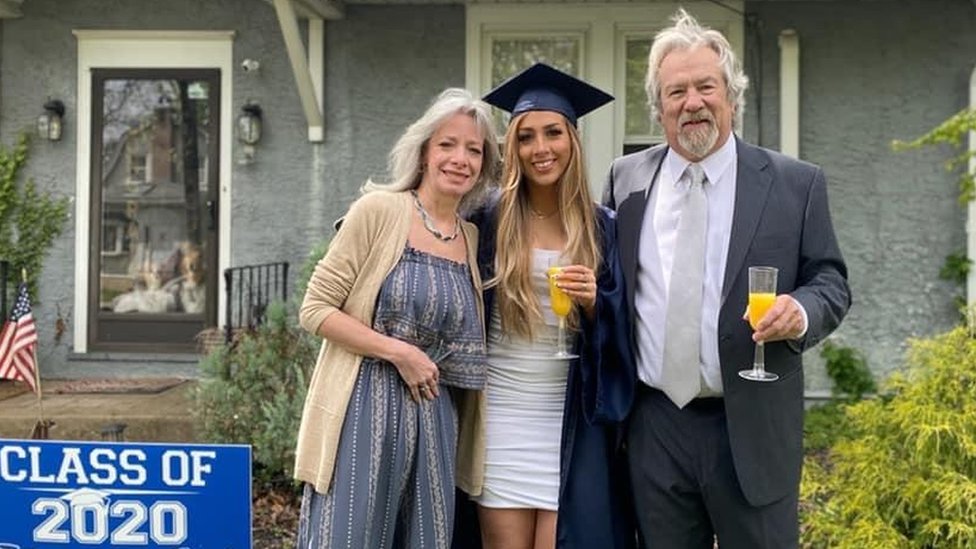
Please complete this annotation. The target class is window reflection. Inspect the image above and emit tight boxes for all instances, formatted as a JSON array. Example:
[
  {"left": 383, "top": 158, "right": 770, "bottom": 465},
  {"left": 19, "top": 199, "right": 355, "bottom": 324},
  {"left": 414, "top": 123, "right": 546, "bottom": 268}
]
[{"left": 98, "top": 78, "right": 209, "bottom": 315}]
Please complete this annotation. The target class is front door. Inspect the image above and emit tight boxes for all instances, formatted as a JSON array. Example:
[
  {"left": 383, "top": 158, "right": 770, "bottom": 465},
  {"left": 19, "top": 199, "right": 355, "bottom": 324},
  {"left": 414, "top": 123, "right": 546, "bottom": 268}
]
[{"left": 88, "top": 68, "right": 220, "bottom": 352}]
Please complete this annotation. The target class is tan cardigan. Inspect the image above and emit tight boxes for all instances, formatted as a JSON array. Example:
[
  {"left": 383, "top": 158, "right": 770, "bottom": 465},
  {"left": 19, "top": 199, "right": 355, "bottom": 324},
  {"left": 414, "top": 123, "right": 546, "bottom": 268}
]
[{"left": 295, "top": 190, "right": 486, "bottom": 495}]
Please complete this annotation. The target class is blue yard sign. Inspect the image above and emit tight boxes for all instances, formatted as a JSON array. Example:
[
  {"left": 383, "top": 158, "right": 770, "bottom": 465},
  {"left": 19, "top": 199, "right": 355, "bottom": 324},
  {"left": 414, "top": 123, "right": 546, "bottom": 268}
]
[{"left": 0, "top": 439, "right": 251, "bottom": 548}]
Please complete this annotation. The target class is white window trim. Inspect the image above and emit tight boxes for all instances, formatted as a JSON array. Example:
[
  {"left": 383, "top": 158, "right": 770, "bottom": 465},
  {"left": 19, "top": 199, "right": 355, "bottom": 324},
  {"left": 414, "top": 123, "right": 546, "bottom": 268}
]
[
  {"left": 466, "top": 2, "right": 744, "bottom": 193},
  {"left": 73, "top": 30, "right": 234, "bottom": 353}
]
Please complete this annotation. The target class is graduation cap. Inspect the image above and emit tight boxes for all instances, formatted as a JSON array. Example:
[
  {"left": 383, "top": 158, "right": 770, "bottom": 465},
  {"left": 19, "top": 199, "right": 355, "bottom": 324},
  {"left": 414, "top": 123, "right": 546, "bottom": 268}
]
[
  {"left": 61, "top": 487, "right": 112, "bottom": 507},
  {"left": 482, "top": 63, "right": 614, "bottom": 127}
]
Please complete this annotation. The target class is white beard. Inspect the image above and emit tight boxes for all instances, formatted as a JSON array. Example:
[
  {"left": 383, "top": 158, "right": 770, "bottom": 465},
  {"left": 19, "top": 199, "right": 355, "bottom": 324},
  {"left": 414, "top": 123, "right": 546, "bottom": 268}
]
[{"left": 678, "top": 122, "right": 719, "bottom": 159}]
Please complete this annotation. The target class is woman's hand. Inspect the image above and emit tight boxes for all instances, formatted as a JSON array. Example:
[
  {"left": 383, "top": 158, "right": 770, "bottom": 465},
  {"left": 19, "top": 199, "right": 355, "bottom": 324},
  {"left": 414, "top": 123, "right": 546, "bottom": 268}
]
[
  {"left": 555, "top": 264, "right": 598, "bottom": 321},
  {"left": 388, "top": 339, "right": 441, "bottom": 403},
  {"left": 316, "top": 312, "right": 440, "bottom": 403}
]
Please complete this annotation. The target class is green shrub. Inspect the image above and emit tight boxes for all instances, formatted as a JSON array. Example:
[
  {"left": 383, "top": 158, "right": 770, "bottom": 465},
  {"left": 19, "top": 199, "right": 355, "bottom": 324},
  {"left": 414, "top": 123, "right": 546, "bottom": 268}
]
[
  {"left": 192, "top": 301, "right": 317, "bottom": 488},
  {"left": 0, "top": 132, "right": 70, "bottom": 298},
  {"left": 821, "top": 340, "right": 877, "bottom": 401},
  {"left": 296, "top": 239, "right": 329, "bottom": 302},
  {"left": 804, "top": 401, "right": 851, "bottom": 453},
  {"left": 804, "top": 342, "right": 875, "bottom": 453},
  {"left": 192, "top": 237, "right": 331, "bottom": 488},
  {"left": 801, "top": 326, "right": 976, "bottom": 548}
]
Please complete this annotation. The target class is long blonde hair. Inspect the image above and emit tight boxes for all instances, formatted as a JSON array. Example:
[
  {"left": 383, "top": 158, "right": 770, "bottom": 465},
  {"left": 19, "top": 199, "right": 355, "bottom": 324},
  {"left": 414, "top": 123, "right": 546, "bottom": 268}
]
[{"left": 490, "top": 112, "right": 601, "bottom": 339}]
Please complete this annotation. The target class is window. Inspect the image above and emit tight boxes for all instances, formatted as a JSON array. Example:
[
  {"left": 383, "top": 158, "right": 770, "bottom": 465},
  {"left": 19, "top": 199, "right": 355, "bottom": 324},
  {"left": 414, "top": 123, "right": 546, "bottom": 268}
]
[
  {"left": 486, "top": 32, "right": 583, "bottom": 131},
  {"left": 128, "top": 153, "right": 148, "bottom": 185},
  {"left": 101, "top": 218, "right": 126, "bottom": 256},
  {"left": 619, "top": 33, "right": 659, "bottom": 154}
]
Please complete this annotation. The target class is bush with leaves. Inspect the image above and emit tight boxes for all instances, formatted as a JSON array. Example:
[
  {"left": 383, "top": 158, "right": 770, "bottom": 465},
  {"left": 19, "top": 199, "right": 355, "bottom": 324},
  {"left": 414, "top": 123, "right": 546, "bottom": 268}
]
[
  {"left": 192, "top": 237, "right": 331, "bottom": 488},
  {"left": 804, "top": 341, "right": 875, "bottom": 453},
  {"left": 192, "top": 301, "right": 317, "bottom": 488},
  {"left": 0, "top": 133, "right": 70, "bottom": 298},
  {"left": 801, "top": 326, "right": 976, "bottom": 548},
  {"left": 820, "top": 340, "right": 877, "bottom": 401}
]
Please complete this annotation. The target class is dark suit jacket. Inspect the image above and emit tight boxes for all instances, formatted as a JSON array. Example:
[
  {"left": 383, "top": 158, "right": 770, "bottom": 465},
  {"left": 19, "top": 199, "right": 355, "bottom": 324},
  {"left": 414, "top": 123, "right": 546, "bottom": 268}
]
[{"left": 602, "top": 138, "right": 850, "bottom": 506}]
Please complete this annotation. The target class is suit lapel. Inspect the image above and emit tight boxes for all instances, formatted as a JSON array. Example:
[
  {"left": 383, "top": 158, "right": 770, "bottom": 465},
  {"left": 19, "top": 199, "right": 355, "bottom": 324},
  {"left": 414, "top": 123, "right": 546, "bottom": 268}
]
[
  {"left": 722, "top": 139, "right": 772, "bottom": 301},
  {"left": 616, "top": 147, "right": 666, "bottom": 308}
]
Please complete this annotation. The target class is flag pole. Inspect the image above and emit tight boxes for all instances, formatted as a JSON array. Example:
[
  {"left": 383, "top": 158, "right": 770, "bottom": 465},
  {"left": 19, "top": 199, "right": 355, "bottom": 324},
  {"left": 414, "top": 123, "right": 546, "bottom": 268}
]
[
  {"left": 22, "top": 268, "right": 45, "bottom": 425},
  {"left": 32, "top": 342, "right": 45, "bottom": 423}
]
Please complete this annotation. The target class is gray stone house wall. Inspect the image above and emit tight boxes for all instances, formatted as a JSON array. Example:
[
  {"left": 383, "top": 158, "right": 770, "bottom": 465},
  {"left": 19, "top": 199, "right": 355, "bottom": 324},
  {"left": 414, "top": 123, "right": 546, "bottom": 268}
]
[
  {"left": 745, "top": 0, "right": 976, "bottom": 391},
  {"left": 1, "top": 0, "right": 464, "bottom": 378}
]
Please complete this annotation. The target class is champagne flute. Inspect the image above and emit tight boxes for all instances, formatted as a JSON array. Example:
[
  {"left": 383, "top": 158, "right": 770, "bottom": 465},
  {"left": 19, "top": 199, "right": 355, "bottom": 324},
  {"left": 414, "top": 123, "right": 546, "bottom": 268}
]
[
  {"left": 738, "top": 266, "right": 779, "bottom": 382},
  {"left": 546, "top": 263, "right": 577, "bottom": 359}
]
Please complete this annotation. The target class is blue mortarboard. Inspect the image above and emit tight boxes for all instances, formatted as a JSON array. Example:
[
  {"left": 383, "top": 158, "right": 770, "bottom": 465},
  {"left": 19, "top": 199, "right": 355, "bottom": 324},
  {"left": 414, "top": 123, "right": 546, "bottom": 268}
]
[{"left": 482, "top": 63, "right": 614, "bottom": 127}]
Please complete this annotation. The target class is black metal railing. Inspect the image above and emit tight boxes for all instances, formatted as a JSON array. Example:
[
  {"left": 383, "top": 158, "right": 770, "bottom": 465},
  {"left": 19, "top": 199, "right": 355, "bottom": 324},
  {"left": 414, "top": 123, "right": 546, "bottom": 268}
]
[{"left": 223, "top": 261, "right": 289, "bottom": 344}]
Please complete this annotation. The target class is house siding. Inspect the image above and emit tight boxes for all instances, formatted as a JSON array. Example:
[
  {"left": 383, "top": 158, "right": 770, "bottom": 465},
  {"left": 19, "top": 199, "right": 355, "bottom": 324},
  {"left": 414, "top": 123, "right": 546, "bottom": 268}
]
[{"left": 745, "top": 0, "right": 976, "bottom": 391}]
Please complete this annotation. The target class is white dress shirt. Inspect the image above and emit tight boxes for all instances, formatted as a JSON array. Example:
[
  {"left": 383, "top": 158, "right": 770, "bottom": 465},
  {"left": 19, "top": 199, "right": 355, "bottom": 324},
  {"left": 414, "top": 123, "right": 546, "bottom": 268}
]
[{"left": 634, "top": 137, "right": 737, "bottom": 396}]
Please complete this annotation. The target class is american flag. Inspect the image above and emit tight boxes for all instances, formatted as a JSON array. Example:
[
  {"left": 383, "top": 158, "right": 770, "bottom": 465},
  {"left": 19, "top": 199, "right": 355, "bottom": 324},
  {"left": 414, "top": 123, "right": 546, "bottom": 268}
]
[{"left": 0, "top": 282, "right": 39, "bottom": 392}]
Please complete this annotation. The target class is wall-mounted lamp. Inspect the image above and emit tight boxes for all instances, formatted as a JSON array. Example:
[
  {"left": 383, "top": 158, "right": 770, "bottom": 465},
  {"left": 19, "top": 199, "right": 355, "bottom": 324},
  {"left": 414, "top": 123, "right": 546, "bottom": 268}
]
[
  {"left": 236, "top": 103, "right": 263, "bottom": 165},
  {"left": 37, "top": 99, "right": 65, "bottom": 141},
  {"left": 237, "top": 103, "right": 263, "bottom": 145}
]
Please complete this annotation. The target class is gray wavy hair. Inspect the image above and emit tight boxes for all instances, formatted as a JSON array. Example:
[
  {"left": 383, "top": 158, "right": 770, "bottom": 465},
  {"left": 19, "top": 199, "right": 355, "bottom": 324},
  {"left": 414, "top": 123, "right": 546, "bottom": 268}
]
[
  {"left": 363, "top": 88, "right": 500, "bottom": 211},
  {"left": 645, "top": 8, "right": 749, "bottom": 132}
]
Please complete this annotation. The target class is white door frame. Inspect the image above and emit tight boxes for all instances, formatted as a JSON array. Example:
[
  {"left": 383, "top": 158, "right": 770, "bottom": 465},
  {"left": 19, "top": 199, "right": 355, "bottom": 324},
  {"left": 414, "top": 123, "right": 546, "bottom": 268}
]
[{"left": 73, "top": 30, "right": 234, "bottom": 353}]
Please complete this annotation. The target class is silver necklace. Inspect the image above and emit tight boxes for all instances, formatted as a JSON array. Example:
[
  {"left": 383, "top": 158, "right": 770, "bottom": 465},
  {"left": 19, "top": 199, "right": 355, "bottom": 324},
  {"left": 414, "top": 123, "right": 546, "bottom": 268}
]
[{"left": 411, "top": 190, "right": 460, "bottom": 242}]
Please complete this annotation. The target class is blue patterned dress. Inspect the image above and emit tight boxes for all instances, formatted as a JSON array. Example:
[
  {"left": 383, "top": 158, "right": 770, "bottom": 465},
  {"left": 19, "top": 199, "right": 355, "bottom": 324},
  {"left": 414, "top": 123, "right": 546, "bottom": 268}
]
[{"left": 297, "top": 246, "right": 486, "bottom": 549}]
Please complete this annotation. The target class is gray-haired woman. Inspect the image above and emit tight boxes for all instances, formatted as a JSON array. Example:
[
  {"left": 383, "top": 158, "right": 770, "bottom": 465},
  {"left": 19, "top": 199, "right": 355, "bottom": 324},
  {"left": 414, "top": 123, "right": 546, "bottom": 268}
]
[{"left": 294, "top": 88, "right": 500, "bottom": 548}]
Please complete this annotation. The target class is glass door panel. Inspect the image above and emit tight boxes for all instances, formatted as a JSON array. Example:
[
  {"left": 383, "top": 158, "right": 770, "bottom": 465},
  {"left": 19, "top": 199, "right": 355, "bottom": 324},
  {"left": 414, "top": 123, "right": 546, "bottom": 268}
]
[{"left": 89, "top": 69, "right": 219, "bottom": 351}]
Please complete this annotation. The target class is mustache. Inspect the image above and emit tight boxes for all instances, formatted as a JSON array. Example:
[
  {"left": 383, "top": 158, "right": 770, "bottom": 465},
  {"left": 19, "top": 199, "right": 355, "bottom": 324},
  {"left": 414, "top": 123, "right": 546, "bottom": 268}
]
[{"left": 679, "top": 111, "right": 714, "bottom": 125}]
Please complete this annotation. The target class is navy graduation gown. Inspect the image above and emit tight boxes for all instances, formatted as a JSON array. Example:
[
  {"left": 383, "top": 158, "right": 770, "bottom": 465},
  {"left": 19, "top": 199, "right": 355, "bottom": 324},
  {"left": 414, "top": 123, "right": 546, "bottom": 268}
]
[{"left": 454, "top": 196, "right": 637, "bottom": 549}]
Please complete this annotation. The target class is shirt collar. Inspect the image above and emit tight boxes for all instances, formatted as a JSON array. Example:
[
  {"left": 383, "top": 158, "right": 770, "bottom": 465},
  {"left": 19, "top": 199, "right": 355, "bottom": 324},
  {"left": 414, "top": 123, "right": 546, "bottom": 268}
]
[{"left": 665, "top": 134, "right": 737, "bottom": 188}]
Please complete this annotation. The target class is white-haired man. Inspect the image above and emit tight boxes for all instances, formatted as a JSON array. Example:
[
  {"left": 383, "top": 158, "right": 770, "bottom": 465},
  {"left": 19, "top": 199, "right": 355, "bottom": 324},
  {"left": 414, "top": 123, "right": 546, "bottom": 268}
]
[{"left": 603, "top": 9, "right": 850, "bottom": 548}]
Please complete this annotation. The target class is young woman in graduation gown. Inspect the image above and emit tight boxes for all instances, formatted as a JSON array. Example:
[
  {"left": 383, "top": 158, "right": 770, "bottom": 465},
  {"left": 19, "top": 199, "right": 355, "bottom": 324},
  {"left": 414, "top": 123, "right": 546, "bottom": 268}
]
[{"left": 455, "top": 63, "right": 637, "bottom": 549}]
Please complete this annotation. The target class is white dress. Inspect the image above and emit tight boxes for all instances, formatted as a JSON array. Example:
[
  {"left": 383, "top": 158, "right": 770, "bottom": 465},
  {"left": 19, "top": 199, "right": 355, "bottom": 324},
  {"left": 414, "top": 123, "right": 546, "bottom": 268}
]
[{"left": 473, "top": 248, "right": 572, "bottom": 511}]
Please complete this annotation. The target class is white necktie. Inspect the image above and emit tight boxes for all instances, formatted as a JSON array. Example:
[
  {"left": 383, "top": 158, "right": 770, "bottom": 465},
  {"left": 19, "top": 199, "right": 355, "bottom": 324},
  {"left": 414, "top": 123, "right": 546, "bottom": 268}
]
[{"left": 661, "top": 163, "right": 707, "bottom": 408}]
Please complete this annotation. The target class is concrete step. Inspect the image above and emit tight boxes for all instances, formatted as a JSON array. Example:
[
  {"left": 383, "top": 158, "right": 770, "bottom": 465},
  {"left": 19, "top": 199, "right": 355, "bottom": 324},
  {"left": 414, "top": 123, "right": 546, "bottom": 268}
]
[{"left": 0, "top": 380, "right": 197, "bottom": 442}]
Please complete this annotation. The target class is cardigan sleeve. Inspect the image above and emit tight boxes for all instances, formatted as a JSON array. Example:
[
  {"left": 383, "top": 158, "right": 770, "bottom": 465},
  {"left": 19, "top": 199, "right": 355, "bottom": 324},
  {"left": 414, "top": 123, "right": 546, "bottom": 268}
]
[
  {"left": 298, "top": 193, "right": 384, "bottom": 336},
  {"left": 575, "top": 207, "right": 637, "bottom": 425}
]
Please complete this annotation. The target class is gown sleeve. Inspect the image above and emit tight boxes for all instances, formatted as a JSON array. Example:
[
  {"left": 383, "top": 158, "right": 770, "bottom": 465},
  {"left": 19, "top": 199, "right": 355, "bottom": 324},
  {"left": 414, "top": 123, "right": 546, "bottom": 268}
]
[{"left": 575, "top": 207, "right": 637, "bottom": 425}]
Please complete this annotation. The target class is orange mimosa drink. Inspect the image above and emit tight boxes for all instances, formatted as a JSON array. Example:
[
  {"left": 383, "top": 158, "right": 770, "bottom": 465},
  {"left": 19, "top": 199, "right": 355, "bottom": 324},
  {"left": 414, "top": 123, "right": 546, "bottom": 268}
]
[
  {"left": 547, "top": 267, "right": 573, "bottom": 317},
  {"left": 739, "top": 265, "right": 780, "bottom": 382},
  {"left": 748, "top": 292, "right": 776, "bottom": 329}
]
